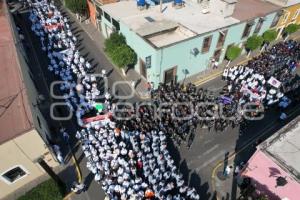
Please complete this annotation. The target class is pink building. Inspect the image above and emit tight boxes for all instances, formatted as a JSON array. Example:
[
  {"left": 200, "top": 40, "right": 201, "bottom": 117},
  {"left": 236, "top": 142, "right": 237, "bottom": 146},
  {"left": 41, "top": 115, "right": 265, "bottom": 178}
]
[{"left": 240, "top": 116, "right": 300, "bottom": 200}]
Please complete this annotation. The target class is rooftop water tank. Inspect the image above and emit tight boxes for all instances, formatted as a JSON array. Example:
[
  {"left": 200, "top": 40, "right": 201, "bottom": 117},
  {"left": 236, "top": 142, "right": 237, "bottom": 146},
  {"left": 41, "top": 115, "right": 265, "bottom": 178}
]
[
  {"left": 174, "top": 0, "right": 183, "bottom": 5},
  {"left": 137, "top": 0, "right": 146, "bottom": 7}
]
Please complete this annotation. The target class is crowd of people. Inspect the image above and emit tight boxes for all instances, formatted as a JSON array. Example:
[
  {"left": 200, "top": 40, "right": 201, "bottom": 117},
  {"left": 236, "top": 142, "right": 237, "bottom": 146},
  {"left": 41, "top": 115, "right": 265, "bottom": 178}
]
[
  {"left": 26, "top": 0, "right": 199, "bottom": 199},
  {"left": 24, "top": 0, "right": 300, "bottom": 199},
  {"left": 222, "top": 40, "right": 300, "bottom": 107},
  {"left": 126, "top": 40, "right": 300, "bottom": 145}
]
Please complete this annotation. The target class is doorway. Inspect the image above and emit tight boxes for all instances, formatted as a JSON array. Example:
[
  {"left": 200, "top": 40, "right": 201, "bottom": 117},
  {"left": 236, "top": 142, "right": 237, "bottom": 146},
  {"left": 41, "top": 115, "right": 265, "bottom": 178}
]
[
  {"left": 213, "top": 49, "right": 222, "bottom": 62},
  {"left": 139, "top": 59, "right": 147, "bottom": 79},
  {"left": 164, "top": 66, "right": 177, "bottom": 84}
]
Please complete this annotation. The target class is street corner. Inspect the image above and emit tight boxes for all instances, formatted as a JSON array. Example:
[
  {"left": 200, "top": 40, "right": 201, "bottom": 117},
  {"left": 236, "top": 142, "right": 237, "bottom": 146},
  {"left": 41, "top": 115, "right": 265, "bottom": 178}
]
[
  {"left": 211, "top": 156, "right": 239, "bottom": 200},
  {"left": 63, "top": 191, "right": 75, "bottom": 200}
]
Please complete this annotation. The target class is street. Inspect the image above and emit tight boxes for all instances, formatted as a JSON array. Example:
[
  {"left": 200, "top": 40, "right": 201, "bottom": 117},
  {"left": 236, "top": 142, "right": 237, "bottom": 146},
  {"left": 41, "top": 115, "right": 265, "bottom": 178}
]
[{"left": 13, "top": 3, "right": 300, "bottom": 200}]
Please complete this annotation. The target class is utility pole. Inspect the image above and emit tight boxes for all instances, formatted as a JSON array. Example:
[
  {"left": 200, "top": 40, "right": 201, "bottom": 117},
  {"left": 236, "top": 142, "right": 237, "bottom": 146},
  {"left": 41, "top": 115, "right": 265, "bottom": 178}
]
[{"left": 160, "top": 0, "right": 162, "bottom": 13}]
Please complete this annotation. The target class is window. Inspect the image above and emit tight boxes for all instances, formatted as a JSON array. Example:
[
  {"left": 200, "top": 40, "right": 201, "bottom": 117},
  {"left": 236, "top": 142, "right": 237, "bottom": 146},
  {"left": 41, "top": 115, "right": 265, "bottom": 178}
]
[
  {"left": 242, "top": 22, "right": 254, "bottom": 38},
  {"left": 217, "top": 30, "right": 227, "bottom": 47},
  {"left": 112, "top": 18, "right": 120, "bottom": 31},
  {"left": 254, "top": 18, "right": 264, "bottom": 34},
  {"left": 292, "top": 9, "right": 300, "bottom": 20},
  {"left": 1, "top": 166, "right": 28, "bottom": 184},
  {"left": 104, "top": 12, "right": 111, "bottom": 22},
  {"left": 96, "top": 6, "right": 102, "bottom": 20},
  {"left": 202, "top": 35, "right": 212, "bottom": 53},
  {"left": 271, "top": 13, "right": 281, "bottom": 28}
]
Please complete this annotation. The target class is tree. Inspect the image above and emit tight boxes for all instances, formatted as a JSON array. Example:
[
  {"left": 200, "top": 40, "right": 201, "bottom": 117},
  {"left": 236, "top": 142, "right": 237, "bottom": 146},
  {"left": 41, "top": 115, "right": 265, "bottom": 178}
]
[
  {"left": 104, "top": 33, "right": 126, "bottom": 55},
  {"left": 245, "top": 35, "right": 264, "bottom": 51},
  {"left": 284, "top": 24, "right": 300, "bottom": 35},
  {"left": 226, "top": 45, "right": 242, "bottom": 61},
  {"left": 110, "top": 44, "right": 137, "bottom": 69},
  {"left": 65, "top": 0, "right": 88, "bottom": 15},
  {"left": 257, "top": 194, "right": 269, "bottom": 200},
  {"left": 262, "top": 29, "right": 277, "bottom": 43},
  {"left": 104, "top": 33, "right": 137, "bottom": 75}
]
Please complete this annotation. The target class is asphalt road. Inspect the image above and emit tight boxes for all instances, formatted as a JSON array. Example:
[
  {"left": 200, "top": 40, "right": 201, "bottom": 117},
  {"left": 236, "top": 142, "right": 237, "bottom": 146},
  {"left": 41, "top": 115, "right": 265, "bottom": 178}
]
[
  {"left": 14, "top": 5, "right": 139, "bottom": 200},
  {"left": 174, "top": 76, "right": 300, "bottom": 200},
  {"left": 14, "top": 4, "right": 300, "bottom": 200}
]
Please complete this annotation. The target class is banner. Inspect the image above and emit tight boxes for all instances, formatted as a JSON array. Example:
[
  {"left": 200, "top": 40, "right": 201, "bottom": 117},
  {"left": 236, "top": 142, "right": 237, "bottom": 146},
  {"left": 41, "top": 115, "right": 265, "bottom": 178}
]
[
  {"left": 82, "top": 112, "right": 112, "bottom": 124},
  {"left": 267, "top": 77, "right": 281, "bottom": 88},
  {"left": 44, "top": 23, "right": 63, "bottom": 31}
]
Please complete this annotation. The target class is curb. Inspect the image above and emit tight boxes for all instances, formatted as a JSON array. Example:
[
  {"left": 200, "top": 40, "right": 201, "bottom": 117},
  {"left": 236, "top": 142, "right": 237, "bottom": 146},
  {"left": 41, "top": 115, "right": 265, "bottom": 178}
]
[
  {"left": 210, "top": 103, "right": 300, "bottom": 199},
  {"left": 66, "top": 11, "right": 149, "bottom": 100},
  {"left": 193, "top": 57, "right": 251, "bottom": 87}
]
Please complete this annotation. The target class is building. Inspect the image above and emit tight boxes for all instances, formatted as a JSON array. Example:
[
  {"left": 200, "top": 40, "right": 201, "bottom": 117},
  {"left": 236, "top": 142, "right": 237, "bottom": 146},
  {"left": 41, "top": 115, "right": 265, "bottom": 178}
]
[
  {"left": 0, "top": 2, "right": 59, "bottom": 200},
  {"left": 266, "top": 0, "right": 300, "bottom": 38},
  {"left": 240, "top": 116, "right": 300, "bottom": 200},
  {"left": 87, "top": 0, "right": 118, "bottom": 29},
  {"left": 99, "top": 0, "right": 282, "bottom": 87}
]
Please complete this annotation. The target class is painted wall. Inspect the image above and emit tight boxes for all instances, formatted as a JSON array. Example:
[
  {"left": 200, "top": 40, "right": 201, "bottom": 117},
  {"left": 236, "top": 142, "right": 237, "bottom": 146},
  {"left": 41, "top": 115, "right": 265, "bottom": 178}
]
[
  {"left": 100, "top": 10, "right": 278, "bottom": 86},
  {"left": 275, "top": 3, "right": 300, "bottom": 37},
  {"left": 0, "top": 130, "right": 58, "bottom": 200},
  {"left": 278, "top": 3, "right": 300, "bottom": 26},
  {"left": 120, "top": 22, "right": 159, "bottom": 83},
  {"left": 87, "top": 0, "right": 97, "bottom": 27},
  {"left": 155, "top": 11, "right": 278, "bottom": 84},
  {"left": 100, "top": 12, "right": 114, "bottom": 38}
]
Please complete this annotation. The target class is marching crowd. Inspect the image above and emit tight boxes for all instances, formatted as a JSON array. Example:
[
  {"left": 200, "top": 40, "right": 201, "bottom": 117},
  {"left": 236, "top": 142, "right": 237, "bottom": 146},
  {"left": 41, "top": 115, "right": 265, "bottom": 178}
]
[
  {"left": 222, "top": 40, "right": 300, "bottom": 107},
  {"left": 26, "top": 0, "right": 199, "bottom": 199},
  {"left": 23, "top": 0, "right": 300, "bottom": 199}
]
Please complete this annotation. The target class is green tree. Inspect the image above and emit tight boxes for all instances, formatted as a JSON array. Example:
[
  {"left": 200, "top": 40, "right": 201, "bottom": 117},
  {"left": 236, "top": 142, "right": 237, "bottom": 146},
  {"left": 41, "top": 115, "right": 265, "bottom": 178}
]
[
  {"left": 284, "top": 24, "right": 300, "bottom": 35},
  {"left": 110, "top": 44, "right": 137, "bottom": 69},
  {"left": 65, "top": 0, "right": 87, "bottom": 15},
  {"left": 262, "top": 29, "right": 277, "bottom": 43},
  {"left": 226, "top": 45, "right": 242, "bottom": 61},
  {"left": 104, "top": 32, "right": 126, "bottom": 55},
  {"left": 17, "top": 179, "right": 66, "bottom": 200},
  {"left": 257, "top": 194, "right": 269, "bottom": 200},
  {"left": 245, "top": 35, "right": 264, "bottom": 51}
]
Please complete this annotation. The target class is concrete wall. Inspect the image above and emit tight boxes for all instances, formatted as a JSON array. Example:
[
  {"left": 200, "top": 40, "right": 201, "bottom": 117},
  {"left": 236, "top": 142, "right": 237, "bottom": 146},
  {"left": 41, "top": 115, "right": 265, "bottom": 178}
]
[
  {"left": 87, "top": 0, "right": 97, "bottom": 26},
  {"left": 0, "top": 130, "right": 58, "bottom": 200}
]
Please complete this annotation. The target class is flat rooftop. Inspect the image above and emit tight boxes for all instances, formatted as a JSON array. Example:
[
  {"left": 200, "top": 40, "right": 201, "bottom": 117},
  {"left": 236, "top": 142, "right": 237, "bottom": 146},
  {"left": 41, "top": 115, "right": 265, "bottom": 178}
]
[
  {"left": 0, "top": 2, "right": 34, "bottom": 145},
  {"left": 102, "top": 0, "right": 282, "bottom": 47},
  {"left": 260, "top": 116, "right": 300, "bottom": 181},
  {"left": 232, "top": 0, "right": 281, "bottom": 21},
  {"left": 265, "top": 0, "right": 300, "bottom": 7},
  {"left": 101, "top": 0, "right": 239, "bottom": 47},
  {"left": 241, "top": 150, "right": 300, "bottom": 200}
]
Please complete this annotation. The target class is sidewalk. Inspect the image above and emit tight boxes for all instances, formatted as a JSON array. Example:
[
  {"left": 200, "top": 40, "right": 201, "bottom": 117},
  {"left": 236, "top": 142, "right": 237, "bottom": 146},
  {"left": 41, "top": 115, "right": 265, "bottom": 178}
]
[
  {"left": 67, "top": 14, "right": 151, "bottom": 99},
  {"left": 184, "top": 52, "right": 252, "bottom": 87},
  {"left": 69, "top": 13, "right": 300, "bottom": 94},
  {"left": 212, "top": 159, "right": 241, "bottom": 200},
  {"left": 185, "top": 30, "right": 300, "bottom": 87}
]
